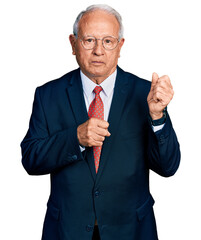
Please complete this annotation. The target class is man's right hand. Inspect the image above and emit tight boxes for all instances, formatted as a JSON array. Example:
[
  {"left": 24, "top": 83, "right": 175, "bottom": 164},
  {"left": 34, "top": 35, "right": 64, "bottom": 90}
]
[{"left": 77, "top": 118, "right": 111, "bottom": 147}]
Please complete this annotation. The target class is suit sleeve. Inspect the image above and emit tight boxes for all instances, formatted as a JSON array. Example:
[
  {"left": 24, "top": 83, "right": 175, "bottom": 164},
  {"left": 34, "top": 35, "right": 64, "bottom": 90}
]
[
  {"left": 21, "top": 87, "right": 83, "bottom": 175},
  {"left": 147, "top": 113, "right": 181, "bottom": 177}
]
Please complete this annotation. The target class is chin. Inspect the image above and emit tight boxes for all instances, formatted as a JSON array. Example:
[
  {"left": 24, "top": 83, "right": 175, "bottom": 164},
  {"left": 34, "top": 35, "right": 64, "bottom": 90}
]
[
  {"left": 92, "top": 71, "right": 108, "bottom": 78},
  {"left": 89, "top": 68, "right": 106, "bottom": 77}
]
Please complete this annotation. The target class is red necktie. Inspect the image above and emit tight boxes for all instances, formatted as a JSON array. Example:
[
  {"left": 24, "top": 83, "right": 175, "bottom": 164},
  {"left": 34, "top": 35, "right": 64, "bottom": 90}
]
[{"left": 88, "top": 86, "right": 104, "bottom": 173}]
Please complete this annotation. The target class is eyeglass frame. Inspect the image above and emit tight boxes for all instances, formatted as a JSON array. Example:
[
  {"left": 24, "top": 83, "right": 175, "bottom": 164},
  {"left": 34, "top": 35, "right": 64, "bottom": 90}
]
[{"left": 75, "top": 35, "right": 120, "bottom": 51}]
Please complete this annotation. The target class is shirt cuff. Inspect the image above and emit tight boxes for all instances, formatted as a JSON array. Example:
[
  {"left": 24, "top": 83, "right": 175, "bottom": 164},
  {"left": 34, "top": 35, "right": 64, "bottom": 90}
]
[
  {"left": 152, "top": 123, "right": 165, "bottom": 132},
  {"left": 79, "top": 145, "right": 85, "bottom": 152}
]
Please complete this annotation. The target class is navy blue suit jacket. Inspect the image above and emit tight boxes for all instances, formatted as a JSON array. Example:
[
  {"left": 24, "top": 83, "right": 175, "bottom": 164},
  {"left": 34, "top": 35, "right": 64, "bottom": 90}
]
[{"left": 21, "top": 66, "right": 180, "bottom": 240}]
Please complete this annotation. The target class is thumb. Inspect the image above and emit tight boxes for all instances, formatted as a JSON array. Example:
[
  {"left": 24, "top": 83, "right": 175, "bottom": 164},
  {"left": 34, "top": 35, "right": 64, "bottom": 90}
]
[{"left": 151, "top": 72, "right": 159, "bottom": 86}]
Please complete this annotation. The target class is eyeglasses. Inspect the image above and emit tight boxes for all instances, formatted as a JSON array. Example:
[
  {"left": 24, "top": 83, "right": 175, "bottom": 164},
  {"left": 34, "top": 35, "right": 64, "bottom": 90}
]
[{"left": 79, "top": 36, "right": 119, "bottom": 50}]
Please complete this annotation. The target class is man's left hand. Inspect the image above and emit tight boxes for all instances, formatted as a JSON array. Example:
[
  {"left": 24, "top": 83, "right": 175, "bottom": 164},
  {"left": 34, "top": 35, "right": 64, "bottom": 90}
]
[{"left": 147, "top": 73, "right": 174, "bottom": 120}]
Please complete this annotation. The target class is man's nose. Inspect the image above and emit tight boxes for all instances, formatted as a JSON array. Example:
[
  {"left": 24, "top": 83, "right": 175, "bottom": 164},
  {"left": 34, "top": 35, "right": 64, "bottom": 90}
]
[{"left": 93, "top": 39, "right": 104, "bottom": 55}]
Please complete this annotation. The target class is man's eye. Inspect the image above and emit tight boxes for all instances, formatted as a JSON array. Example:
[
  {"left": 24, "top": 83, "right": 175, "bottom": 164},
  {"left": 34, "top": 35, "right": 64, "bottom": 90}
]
[
  {"left": 86, "top": 38, "right": 94, "bottom": 43},
  {"left": 105, "top": 39, "right": 112, "bottom": 44}
]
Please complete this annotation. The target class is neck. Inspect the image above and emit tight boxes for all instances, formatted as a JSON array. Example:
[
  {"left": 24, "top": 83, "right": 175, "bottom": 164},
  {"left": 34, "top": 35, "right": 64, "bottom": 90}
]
[
  {"left": 81, "top": 68, "right": 117, "bottom": 85},
  {"left": 87, "top": 75, "right": 109, "bottom": 85},
  {"left": 93, "top": 77, "right": 106, "bottom": 85}
]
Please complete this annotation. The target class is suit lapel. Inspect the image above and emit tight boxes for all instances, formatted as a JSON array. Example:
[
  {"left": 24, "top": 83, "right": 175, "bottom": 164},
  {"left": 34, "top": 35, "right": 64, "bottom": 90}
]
[
  {"left": 95, "top": 66, "right": 130, "bottom": 184},
  {"left": 66, "top": 69, "right": 96, "bottom": 180},
  {"left": 66, "top": 69, "right": 88, "bottom": 126}
]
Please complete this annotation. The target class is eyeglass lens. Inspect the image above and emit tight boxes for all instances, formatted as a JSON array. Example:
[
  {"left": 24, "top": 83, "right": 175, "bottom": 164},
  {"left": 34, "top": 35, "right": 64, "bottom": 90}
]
[{"left": 81, "top": 36, "right": 118, "bottom": 50}]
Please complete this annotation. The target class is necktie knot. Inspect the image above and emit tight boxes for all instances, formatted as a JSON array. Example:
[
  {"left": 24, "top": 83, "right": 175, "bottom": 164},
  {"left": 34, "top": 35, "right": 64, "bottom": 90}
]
[{"left": 93, "top": 86, "right": 103, "bottom": 95}]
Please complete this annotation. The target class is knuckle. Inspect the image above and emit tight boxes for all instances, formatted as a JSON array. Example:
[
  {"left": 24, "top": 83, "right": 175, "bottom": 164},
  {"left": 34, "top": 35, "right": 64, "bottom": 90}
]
[
  {"left": 164, "top": 75, "right": 169, "bottom": 80},
  {"left": 93, "top": 118, "right": 99, "bottom": 122},
  {"left": 86, "top": 126, "right": 90, "bottom": 132},
  {"left": 160, "top": 75, "right": 169, "bottom": 83},
  {"left": 95, "top": 142, "right": 101, "bottom": 147},
  {"left": 153, "top": 95, "right": 157, "bottom": 101},
  {"left": 160, "top": 81, "right": 166, "bottom": 87},
  {"left": 154, "top": 85, "right": 159, "bottom": 93},
  {"left": 155, "top": 92, "right": 160, "bottom": 98},
  {"left": 171, "top": 93, "right": 174, "bottom": 100},
  {"left": 101, "top": 136, "right": 105, "bottom": 141},
  {"left": 105, "top": 121, "right": 109, "bottom": 127},
  {"left": 89, "top": 118, "right": 96, "bottom": 124},
  {"left": 156, "top": 86, "right": 161, "bottom": 92},
  {"left": 88, "top": 138, "right": 95, "bottom": 147},
  {"left": 87, "top": 124, "right": 93, "bottom": 132},
  {"left": 86, "top": 132, "right": 92, "bottom": 138}
]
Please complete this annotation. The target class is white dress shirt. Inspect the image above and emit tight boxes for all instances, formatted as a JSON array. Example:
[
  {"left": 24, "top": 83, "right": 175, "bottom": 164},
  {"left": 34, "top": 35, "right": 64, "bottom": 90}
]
[{"left": 80, "top": 70, "right": 116, "bottom": 121}]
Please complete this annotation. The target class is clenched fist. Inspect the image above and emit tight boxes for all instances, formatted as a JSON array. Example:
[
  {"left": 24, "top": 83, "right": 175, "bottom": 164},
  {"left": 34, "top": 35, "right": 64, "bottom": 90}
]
[
  {"left": 147, "top": 73, "right": 174, "bottom": 120},
  {"left": 77, "top": 118, "right": 111, "bottom": 147}
]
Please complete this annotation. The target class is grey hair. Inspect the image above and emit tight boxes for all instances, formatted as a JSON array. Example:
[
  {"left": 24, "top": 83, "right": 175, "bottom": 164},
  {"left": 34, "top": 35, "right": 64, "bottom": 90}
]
[{"left": 73, "top": 4, "right": 124, "bottom": 39}]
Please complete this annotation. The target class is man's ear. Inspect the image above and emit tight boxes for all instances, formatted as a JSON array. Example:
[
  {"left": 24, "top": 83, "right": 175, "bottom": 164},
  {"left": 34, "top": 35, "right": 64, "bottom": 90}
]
[
  {"left": 118, "top": 38, "right": 125, "bottom": 58},
  {"left": 69, "top": 34, "right": 76, "bottom": 55}
]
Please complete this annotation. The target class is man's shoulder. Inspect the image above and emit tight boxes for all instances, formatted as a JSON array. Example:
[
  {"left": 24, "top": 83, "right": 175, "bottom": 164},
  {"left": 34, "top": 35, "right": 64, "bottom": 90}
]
[
  {"left": 37, "top": 68, "right": 80, "bottom": 91},
  {"left": 117, "top": 66, "right": 151, "bottom": 87}
]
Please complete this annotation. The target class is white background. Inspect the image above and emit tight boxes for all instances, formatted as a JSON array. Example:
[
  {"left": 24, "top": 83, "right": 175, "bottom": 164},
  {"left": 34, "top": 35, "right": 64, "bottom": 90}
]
[{"left": 1, "top": 0, "right": 201, "bottom": 239}]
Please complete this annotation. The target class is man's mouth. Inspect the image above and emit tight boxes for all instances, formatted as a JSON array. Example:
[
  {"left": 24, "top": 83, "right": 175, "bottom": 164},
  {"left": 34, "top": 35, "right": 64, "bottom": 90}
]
[{"left": 91, "top": 61, "right": 104, "bottom": 65}]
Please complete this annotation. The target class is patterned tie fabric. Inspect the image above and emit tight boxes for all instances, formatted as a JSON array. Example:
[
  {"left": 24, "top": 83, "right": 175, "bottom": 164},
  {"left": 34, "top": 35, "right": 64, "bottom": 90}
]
[{"left": 88, "top": 86, "right": 104, "bottom": 173}]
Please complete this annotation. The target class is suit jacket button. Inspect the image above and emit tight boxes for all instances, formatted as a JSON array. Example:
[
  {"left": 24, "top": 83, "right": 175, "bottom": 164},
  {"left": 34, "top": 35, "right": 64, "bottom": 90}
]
[
  {"left": 86, "top": 225, "right": 93, "bottom": 232},
  {"left": 94, "top": 191, "right": 100, "bottom": 197},
  {"left": 71, "top": 155, "right": 77, "bottom": 160}
]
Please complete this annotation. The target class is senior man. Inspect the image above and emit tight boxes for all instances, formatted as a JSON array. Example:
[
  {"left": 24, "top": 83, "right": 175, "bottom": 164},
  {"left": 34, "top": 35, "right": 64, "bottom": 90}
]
[{"left": 21, "top": 4, "right": 180, "bottom": 240}]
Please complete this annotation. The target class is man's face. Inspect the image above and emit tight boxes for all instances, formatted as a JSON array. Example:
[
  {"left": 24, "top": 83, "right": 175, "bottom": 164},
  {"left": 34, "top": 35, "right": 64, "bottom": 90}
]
[{"left": 69, "top": 10, "right": 125, "bottom": 83}]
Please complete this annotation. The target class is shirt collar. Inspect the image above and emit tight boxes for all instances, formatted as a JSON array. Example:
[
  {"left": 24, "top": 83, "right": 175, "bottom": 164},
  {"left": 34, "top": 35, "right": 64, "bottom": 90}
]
[{"left": 80, "top": 69, "right": 117, "bottom": 97}]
